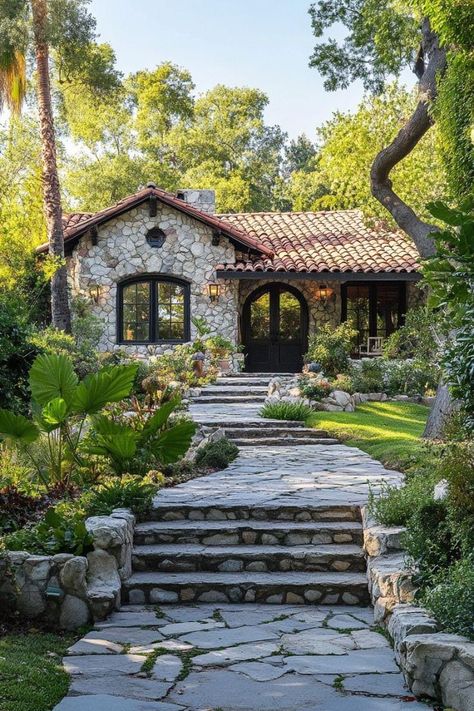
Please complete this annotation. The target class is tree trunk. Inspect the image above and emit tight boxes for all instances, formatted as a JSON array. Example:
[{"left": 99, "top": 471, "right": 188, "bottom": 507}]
[
  {"left": 370, "top": 20, "right": 447, "bottom": 260},
  {"left": 31, "top": 0, "right": 71, "bottom": 332},
  {"left": 369, "top": 19, "right": 452, "bottom": 437},
  {"left": 423, "top": 383, "right": 456, "bottom": 439}
]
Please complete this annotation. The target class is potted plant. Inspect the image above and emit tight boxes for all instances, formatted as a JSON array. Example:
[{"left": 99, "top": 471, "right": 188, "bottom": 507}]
[{"left": 205, "top": 335, "right": 236, "bottom": 373}]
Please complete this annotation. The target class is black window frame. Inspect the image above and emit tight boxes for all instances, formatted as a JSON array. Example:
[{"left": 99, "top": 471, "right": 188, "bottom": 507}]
[
  {"left": 117, "top": 274, "right": 191, "bottom": 345},
  {"left": 341, "top": 281, "right": 407, "bottom": 351}
]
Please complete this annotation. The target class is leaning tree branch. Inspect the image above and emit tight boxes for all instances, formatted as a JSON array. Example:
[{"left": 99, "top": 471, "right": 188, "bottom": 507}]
[{"left": 370, "top": 20, "right": 447, "bottom": 258}]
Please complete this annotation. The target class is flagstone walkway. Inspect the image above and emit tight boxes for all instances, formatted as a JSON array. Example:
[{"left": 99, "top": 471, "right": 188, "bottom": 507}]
[
  {"left": 55, "top": 603, "right": 429, "bottom": 711},
  {"left": 53, "top": 374, "right": 427, "bottom": 710}
]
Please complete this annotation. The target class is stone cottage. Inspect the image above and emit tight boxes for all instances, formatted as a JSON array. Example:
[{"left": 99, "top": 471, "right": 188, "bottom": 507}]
[{"left": 37, "top": 185, "right": 422, "bottom": 372}]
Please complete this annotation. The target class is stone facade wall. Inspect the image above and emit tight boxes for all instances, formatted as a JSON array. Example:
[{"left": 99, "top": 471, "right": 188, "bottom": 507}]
[
  {"left": 362, "top": 507, "right": 474, "bottom": 711},
  {"left": 68, "top": 202, "right": 239, "bottom": 356},
  {"left": 0, "top": 509, "right": 135, "bottom": 630}
]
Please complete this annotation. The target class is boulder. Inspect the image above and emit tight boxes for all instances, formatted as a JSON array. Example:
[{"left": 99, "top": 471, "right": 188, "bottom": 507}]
[
  {"left": 86, "top": 549, "right": 121, "bottom": 619},
  {"left": 60, "top": 556, "right": 88, "bottom": 596},
  {"left": 59, "top": 594, "right": 90, "bottom": 630},
  {"left": 331, "top": 390, "right": 352, "bottom": 408}
]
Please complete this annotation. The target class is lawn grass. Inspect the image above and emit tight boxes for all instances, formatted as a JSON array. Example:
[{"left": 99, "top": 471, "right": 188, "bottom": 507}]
[
  {"left": 0, "top": 630, "right": 76, "bottom": 711},
  {"left": 307, "top": 401, "right": 430, "bottom": 471}
]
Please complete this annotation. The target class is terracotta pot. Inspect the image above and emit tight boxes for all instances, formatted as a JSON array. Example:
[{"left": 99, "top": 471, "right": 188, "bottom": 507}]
[
  {"left": 193, "top": 360, "right": 205, "bottom": 378},
  {"left": 218, "top": 358, "right": 231, "bottom": 373}
]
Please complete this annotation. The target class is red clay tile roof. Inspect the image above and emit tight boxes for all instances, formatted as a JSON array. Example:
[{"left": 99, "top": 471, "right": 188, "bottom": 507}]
[
  {"left": 216, "top": 210, "right": 420, "bottom": 274},
  {"left": 36, "top": 187, "right": 273, "bottom": 257}
]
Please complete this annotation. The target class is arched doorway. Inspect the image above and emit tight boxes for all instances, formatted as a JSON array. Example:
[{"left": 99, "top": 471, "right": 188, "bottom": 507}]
[{"left": 241, "top": 284, "right": 308, "bottom": 372}]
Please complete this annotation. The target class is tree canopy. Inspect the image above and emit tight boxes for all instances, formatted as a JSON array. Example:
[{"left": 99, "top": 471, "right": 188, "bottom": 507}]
[{"left": 282, "top": 84, "right": 445, "bottom": 221}]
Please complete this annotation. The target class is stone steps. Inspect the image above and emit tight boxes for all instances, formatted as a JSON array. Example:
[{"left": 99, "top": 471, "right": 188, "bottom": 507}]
[
  {"left": 215, "top": 378, "right": 279, "bottom": 387},
  {"left": 223, "top": 426, "right": 329, "bottom": 439},
  {"left": 199, "top": 419, "right": 306, "bottom": 428},
  {"left": 134, "top": 519, "right": 363, "bottom": 546},
  {"left": 193, "top": 394, "right": 267, "bottom": 404},
  {"left": 149, "top": 502, "right": 361, "bottom": 523},
  {"left": 122, "top": 570, "right": 370, "bottom": 606},
  {"left": 132, "top": 543, "right": 366, "bottom": 573},
  {"left": 126, "top": 372, "right": 370, "bottom": 608},
  {"left": 231, "top": 437, "right": 339, "bottom": 447},
  {"left": 202, "top": 385, "right": 269, "bottom": 394},
  {"left": 220, "top": 372, "right": 295, "bottom": 378}
]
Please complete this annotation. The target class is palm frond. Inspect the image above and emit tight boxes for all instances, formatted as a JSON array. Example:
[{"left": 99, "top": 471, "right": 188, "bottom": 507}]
[{"left": 0, "top": 49, "right": 27, "bottom": 113}]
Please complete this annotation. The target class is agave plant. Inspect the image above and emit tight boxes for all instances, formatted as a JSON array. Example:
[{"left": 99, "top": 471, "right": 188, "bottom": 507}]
[{"left": 0, "top": 353, "right": 138, "bottom": 485}]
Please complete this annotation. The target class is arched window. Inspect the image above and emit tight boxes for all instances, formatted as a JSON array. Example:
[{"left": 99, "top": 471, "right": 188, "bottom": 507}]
[{"left": 118, "top": 275, "right": 190, "bottom": 344}]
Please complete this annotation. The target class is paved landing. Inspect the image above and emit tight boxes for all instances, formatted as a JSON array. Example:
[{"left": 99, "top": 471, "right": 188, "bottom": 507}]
[
  {"left": 54, "top": 604, "right": 428, "bottom": 711},
  {"left": 153, "top": 443, "right": 403, "bottom": 510}
]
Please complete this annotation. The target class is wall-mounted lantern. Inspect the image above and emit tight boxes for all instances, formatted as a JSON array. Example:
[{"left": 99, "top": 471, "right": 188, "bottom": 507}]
[
  {"left": 316, "top": 283, "right": 333, "bottom": 300},
  {"left": 89, "top": 284, "right": 102, "bottom": 303},
  {"left": 208, "top": 283, "right": 220, "bottom": 302}
]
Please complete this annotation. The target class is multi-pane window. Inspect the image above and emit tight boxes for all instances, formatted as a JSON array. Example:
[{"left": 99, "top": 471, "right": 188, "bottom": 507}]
[
  {"left": 342, "top": 282, "right": 406, "bottom": 354},
  {"left": 119, "top": 277, "right": 189, "bottom": 343}
]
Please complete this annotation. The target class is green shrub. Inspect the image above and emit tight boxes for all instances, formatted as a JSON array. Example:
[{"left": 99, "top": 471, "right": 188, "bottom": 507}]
[
  {"left": 305, "top": 322, "right": 358, "bottom": 377},
  {"left": 443, "top": 306, "right": 474, "bottom": 430},
  {"left": 384, "top": 359, "right": 439, "bottom": 396},
  {"left": 350, "top": 359, "right": 385, "bottom": 393},
  {"left": 298, "top": 374, "right": 332, "bottom": 400},
  {"left": 3, "top": 503, "right": 92, "bottom": 556},
  {"left": 330, "top": 373, "right": 354, "bottom": 394},
  {"left": 383, "top": 306, "right": 442, "bottom": 362},
  {"left": 163, "top": 459, "right": 197, "bottom": 484},
  {"left": 85, "top": 476, "right": 158, "bottom": 517},
  {"left": 403, "top": 499, "right": 459, "bottom": 585},
  {"left": 28, "top": 325, "right": 100, "bottom": 380},
  {"left": 368, "top": 475, "right": 436, "bottom": 527},
  {"left": 437, "top": 440, "right": 474, "bottom": 554},
  {"left": 260, "top": 400, "right": 313, "bottom": 421},
  {"left": 421, "top": 557, "right": 474, "bottom": 640},
  {"left": 194, "top": 438, "right": 239, "bottom": 470},
  {"left": 0, "top": 295, "right": 37, "bottom": 414}
]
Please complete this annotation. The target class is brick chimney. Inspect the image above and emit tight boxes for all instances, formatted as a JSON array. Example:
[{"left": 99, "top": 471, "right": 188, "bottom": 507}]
[{"left": 175, "top": 189, "right": 215, "bottom": 215}]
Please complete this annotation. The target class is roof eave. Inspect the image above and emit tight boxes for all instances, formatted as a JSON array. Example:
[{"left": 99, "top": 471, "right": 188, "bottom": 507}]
[
  {"left": 215, "top": 269, "right": 421, "bottom": 281},
  {"left": 36, "top": 188, "right": 274, "bottom": 258}
]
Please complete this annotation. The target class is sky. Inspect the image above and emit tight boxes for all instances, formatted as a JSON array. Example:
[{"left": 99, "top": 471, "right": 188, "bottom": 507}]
[{"left": 88, "top": 0, "right": 412, "bottom": 140}]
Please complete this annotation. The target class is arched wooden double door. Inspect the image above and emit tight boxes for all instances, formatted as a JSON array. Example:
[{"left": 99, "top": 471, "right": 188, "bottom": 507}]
[{"left": 242, "top": 284, "right": 308, "bottom": 373}]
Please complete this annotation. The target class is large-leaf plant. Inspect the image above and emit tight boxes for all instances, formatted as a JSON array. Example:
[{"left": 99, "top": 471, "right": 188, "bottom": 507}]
[
  {"left": 84, "top": 399, "right": 196, "bottom": 476},
  {"left": 0, "top": 354, "right": 196, "bottom": 484},
  {"left": 0, "top": 354, "right": 138, "bottom": 486}
]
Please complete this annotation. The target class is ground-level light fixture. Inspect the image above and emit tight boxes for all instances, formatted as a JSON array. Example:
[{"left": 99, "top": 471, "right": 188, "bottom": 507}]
[{"left": 208, "top": 283, "right": 220, "bottom": 302}]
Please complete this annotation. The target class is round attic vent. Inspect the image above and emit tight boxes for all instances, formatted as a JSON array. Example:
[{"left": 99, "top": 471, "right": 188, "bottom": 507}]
[{"left": 146, "top": 227, "right": 166, "bottom": 248}]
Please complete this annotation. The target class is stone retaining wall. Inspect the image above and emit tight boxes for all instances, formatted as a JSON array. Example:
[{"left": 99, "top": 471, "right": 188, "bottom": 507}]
[
  {"left": 362, "top": 507, "right": 474, "bottom": 711},
  {"left": 0, "top": 508, "right": 135, "bottom": 630}
]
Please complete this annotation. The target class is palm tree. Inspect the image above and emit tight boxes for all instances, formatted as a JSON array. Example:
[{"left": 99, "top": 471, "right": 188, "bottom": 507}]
[{"left": 0, "top": 0, "right": 71, "bottom": 331}]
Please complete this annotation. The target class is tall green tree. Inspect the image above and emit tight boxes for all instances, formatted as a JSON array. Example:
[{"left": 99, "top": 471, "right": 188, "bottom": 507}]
[
  {"left": 0, "top": 115, "right": 45, "bottom": 291},
  {"left": 60, "top": 61, "right": 196, "bottom": 210},
  {"left": 284, "top": 84, "right": 444, "bottom": 218},
  {"left": 309, "top": 0, "right": 473, "bottom": 255},
  {"left": 0, "top": 0, "right": 119, "bottom": 330},
  {"left": 308, "top": 0, "right": 474, "bottom": 437},
  {"left": 62, "top": 74, "right": 287, "bottom": 214},
  {"left": 170, "top": 85, "right": 286, "bottom": 212}
]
